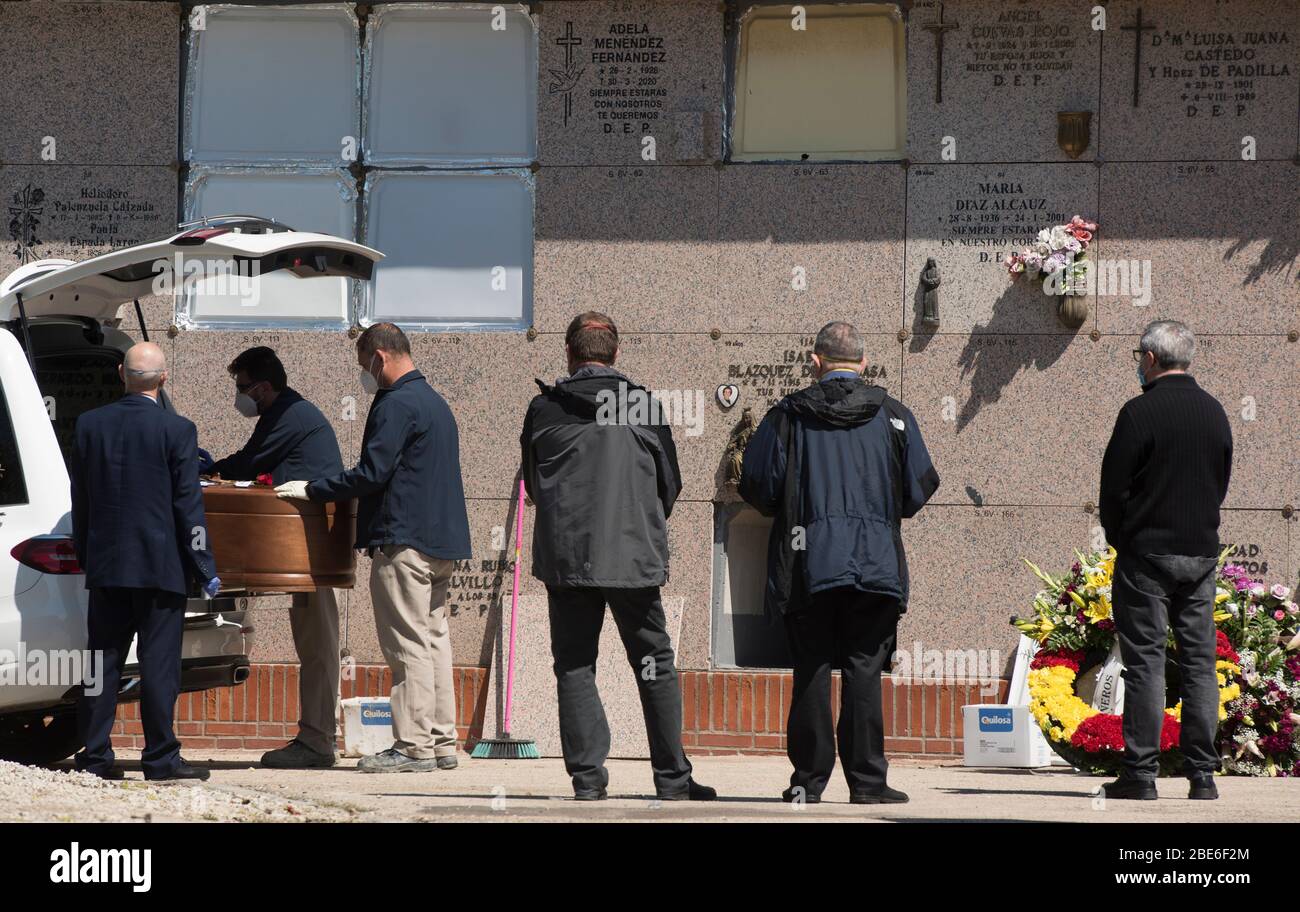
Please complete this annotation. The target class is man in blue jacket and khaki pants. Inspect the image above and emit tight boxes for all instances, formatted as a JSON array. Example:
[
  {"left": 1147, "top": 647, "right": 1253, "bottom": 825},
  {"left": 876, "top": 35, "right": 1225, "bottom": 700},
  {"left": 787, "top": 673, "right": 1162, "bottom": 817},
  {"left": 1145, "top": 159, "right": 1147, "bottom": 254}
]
[
  {"left": 277, "top": 323, "right": 471, "bottom": 773},
  {"left": 740, "top": 322, "right": 940, "bottom": 806}
]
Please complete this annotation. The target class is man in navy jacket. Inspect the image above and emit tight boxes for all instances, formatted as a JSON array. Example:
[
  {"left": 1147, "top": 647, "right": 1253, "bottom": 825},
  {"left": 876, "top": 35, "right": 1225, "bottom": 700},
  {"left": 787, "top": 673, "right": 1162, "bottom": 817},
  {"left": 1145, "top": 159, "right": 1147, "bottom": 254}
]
[
  {"left": 277, "top": 323, "right": 471, "bottom": 773},
  {"left": 71, "top": 342, "right": 219, "bottom": 782},
  {"left": 209, "top": 346, "right": 345, "bottom": 770},
  {"left": 740, "top": 322, "right": 939, "bottom": 805}
]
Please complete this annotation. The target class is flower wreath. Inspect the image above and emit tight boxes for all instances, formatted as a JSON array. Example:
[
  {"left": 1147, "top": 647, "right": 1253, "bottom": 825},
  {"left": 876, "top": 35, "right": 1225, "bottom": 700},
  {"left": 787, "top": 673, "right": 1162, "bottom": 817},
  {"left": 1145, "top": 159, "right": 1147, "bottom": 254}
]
[{"left": 1011, "top": 547, "right": 1272, "bottom": 777}]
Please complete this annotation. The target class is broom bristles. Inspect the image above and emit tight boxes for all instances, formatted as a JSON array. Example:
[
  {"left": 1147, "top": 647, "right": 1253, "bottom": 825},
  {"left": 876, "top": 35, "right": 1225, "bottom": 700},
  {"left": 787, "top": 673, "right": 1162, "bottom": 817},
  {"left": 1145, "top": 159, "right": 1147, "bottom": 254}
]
[{"left": 471, "top": 737, "right": 540, "bottom": 760}]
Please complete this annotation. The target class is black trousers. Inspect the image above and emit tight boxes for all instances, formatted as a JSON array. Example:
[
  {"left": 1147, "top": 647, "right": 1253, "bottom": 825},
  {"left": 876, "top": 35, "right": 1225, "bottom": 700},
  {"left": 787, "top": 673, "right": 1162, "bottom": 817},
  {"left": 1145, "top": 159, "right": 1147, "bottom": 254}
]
[
  {"left": 546, "top": 585, "right": 692, "bottom": 794},
  {"left": 75, "top": 587, "right": 186, "bottom": 778},
  {"left": 1112, "top": 552, "right": 1220, "bottom": 779},
  {"left": 784, "top": 587, "right": 900, "bottom": 798}
]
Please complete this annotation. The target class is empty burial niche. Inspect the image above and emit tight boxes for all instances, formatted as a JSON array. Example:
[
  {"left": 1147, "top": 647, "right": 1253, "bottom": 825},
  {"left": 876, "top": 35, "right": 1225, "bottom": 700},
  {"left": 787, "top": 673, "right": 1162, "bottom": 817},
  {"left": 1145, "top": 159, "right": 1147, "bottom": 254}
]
[
  {"left": 712, "top": 504, "right": 792, "bottom": 668},
  {"left": 730, "top": 2, "right": 906, "bottom": 161}
]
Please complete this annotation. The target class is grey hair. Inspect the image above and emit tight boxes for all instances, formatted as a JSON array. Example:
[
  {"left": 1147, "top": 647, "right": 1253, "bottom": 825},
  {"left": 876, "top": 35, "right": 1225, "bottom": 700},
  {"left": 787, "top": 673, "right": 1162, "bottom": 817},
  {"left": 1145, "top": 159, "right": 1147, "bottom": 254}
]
[
  {"left": 814, "top": 321, "right": 864, "bottom": 364},
  {"left": 1139, "top": 320, "right": 1196, "bottom": 369}
]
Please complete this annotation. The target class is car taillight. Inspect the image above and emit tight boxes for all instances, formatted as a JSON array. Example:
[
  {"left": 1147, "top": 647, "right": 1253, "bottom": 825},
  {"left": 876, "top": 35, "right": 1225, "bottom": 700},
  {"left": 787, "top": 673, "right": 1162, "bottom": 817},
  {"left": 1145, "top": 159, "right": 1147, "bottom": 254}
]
[{"left": 11, "top": 536, "right": 83, "bottom": 574}]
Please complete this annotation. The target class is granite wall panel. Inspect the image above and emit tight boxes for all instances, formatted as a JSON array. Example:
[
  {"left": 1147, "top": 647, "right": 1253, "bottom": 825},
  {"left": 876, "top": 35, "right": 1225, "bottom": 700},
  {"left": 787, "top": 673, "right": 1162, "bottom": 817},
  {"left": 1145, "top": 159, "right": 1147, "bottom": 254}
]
[
  {"left": 0, "top": 1, "right": 179, "bottom": 167},
  {"left": 1097, "top": 161, "right": 1299, "bottom": 336},
  {"left": 0, "top": 2, "right": 1294, "bottom": 758},
  {"left": 907, "top": 0, "right": 1102, "bottom": 164},
  {"left": 1098, "top": 0, "right": 1298, "bottom": 162},
  {"left": 537, "top": 0, "right": 724, "bottom": 166}
]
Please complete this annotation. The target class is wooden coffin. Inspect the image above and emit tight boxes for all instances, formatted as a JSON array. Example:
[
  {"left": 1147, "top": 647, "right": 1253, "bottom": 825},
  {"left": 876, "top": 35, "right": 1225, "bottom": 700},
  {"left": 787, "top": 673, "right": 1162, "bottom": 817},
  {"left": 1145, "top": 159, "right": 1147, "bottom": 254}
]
[{"left": 202, "top": 485, "right": 356, "bottom": 592}]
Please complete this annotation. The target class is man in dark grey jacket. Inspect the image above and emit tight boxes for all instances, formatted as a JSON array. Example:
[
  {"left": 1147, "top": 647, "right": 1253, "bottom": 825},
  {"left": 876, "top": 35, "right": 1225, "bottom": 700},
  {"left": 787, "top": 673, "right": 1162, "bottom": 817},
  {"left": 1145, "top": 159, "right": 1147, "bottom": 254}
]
[{"left": 521, "top": 312, "right": 713, "bottom": 801}]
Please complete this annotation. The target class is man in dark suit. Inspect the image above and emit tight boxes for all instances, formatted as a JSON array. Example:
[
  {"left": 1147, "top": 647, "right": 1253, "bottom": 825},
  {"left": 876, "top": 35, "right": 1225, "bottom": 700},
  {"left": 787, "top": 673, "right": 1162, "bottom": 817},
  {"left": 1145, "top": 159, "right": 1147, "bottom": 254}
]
[
  {"left": 71, "top": 342, "right": 220, "bottom": 782},
  {"left": 208, "top": 346, "right": 344, "bottom": 769}
]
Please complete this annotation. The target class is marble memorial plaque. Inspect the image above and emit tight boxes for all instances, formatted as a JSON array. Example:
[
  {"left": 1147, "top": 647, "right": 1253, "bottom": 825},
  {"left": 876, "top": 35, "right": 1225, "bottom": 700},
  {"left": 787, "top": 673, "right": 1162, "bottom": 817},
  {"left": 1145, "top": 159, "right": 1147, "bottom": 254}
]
[
  {"left": 1186, "top": 335, "right": 1297, "bottom": 510},
  {"left": 533, "top": 165, "right": 719, "bottom": 332},
  {"left": 714, "top": 164, "right": 906, "bottom": 333},
  {"left": 0, "top": 1, "right": 179, "bottom": 167},
  {"left": 905, "top": 164, "right": 1099, "bottom": 334},
  {"left": 343, "top": 500, "right": 519, "bottom": 669},
  {"left": 903, "top": 505, "right": 1093, "bottom": 657},
  {"left": 903, "top": 334, "right": 1131, "bottom": 506},
  {"left": 614, "top": 332, "right": 902, "bottom": 504},
  {"left": 0, "top": 165, "right": 177, "bottom": 329},
  {"left": 1099, "top": 0, "right": 1298, "bottom": 161},
  {"left": 407, "top": 332, "right": 555, "bottom": 500},
  {"left": 1098, "top": 161, "right": 1299, "bottom": 335},
  {"left": 1217, "top": 510, "right": 1292, "bottom": 584},
  {"left": 537, "top": 0, "right": 723, "bottom": 165},
  {"left": 908, "top": 0, "right": 1102, "bottom": 163}
]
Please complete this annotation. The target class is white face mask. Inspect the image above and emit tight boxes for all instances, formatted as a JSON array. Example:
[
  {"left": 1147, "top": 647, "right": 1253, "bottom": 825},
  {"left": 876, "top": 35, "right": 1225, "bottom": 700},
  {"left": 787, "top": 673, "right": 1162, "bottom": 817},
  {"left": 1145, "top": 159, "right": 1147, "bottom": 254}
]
[
  {"left": 234, "top": 392, "right": 259, "bottom": 418},
  {"left": 359, "top": 353, "right": 380, "bottom": 395}
]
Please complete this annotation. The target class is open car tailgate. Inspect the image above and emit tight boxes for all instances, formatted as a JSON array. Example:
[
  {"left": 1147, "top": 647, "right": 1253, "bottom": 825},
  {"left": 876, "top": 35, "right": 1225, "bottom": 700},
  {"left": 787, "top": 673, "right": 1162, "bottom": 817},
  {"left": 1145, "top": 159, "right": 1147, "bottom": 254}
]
[{"left": 0, "top": 219, "right": 384, "bottom": 323}]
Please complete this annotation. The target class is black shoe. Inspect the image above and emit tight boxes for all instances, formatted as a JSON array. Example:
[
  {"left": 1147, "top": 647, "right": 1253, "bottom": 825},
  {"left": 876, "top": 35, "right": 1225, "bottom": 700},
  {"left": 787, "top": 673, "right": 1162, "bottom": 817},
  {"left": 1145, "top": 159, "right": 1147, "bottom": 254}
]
[
  {"left": 658, "top": 778, "right": 717, "bottom": 801},
  {"left": 1102, "top": 776, "right": 1157, "bottom": 800},
  {"left": 1188, "top": 774, "right": 1219, "bottom": 800},
  {"left": 145, "top": 760, "right": 210, "bottom": 783},
  {"left": 781, "top": 787, "right": 821, "bottom": 804},
  {"left": 850, "top": 785, "right": 909, "bottom": 805},
  {"left": 573, "top": 787, "right": 608, "bottom": 801}
]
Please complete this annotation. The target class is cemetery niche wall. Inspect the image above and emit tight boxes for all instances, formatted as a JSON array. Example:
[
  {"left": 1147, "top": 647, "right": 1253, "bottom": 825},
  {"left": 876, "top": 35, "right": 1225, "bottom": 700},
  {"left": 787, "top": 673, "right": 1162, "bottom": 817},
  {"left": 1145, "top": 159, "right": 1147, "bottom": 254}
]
[{"left": 0, "top": 0, "right": 1295, "bottom": 759}]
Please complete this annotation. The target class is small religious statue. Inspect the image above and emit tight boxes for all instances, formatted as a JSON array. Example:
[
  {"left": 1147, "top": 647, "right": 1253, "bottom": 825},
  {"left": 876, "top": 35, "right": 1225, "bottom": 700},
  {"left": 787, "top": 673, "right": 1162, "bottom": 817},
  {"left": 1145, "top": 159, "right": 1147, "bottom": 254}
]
[
  {"left": 920, "top": 258, "right": 941, "bottom": 329},
  {"left": 723, "top": 407, "right": 758, "bottom": 488}
]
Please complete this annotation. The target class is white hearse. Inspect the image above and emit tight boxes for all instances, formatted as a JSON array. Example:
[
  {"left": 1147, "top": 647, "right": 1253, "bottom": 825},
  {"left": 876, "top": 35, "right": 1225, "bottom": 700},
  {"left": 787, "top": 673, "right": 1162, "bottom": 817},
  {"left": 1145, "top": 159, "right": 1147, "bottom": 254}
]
[{"left": 0, "top": 217, "right": 382, "bottom": 764}]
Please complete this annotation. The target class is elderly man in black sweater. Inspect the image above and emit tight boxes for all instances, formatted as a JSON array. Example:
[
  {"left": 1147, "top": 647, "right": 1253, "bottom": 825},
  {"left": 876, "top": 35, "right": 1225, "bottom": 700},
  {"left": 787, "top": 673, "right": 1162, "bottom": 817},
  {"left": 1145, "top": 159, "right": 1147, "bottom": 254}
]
[{"left": 1099, "top": 320, "right": 1233, "bottom": 801}]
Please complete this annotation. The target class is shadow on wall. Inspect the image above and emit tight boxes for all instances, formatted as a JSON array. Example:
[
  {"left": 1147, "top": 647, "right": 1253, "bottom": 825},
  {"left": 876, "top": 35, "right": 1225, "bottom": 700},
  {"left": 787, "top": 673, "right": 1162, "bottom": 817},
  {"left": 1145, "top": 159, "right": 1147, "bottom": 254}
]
[
  {"left": 952, "top": 287, "right": 1075, "bottom": 433},
  {"left": 1222, "top": 234, "right": 1300, "bottom": 287},
  {"left": 907, "top": 283, "right": 1078, "bottom": 434}
]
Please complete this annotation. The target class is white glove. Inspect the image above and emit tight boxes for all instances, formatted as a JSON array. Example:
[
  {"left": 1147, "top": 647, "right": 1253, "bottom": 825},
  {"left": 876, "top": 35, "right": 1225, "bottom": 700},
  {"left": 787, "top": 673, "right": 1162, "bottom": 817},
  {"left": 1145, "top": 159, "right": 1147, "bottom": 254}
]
[{"left": 275, "top": 480, "right": 311, "bottom": 501}]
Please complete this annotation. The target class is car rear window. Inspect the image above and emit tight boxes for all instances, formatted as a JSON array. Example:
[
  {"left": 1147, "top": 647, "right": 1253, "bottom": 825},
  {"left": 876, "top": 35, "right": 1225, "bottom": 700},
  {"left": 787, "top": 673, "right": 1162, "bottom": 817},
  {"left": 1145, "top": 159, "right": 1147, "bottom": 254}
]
[
  {"left": 18, "top": 321, "right": 127, "bottom": 467},
  {"left": 0, "top": 383, "right": 30, "bottom": 507},
  {"left": 34, "top": 348, "right": 125, "bottom": 467}
]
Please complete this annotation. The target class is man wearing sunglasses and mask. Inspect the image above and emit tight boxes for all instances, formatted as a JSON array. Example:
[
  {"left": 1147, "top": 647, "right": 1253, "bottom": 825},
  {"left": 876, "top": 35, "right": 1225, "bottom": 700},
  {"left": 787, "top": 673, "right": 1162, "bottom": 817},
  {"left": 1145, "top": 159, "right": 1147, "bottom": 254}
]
[{"left": 207, "top": 346, "right": 344, "bottom": 770}]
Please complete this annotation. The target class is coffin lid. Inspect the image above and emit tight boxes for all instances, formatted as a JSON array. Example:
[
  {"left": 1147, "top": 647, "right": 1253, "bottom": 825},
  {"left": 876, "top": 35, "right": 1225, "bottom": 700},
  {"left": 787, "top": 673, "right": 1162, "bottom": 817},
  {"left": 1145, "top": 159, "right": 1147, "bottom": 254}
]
[{"left": 0, "top": 216, "right": 384, "bottom": 323}]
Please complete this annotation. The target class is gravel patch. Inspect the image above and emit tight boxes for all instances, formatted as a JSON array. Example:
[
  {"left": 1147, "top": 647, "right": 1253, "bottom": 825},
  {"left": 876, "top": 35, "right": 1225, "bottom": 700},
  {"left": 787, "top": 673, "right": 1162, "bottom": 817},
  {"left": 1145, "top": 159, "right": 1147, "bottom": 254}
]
[{"left": 0, "top": 759, "right": 351, "bottom": 823}]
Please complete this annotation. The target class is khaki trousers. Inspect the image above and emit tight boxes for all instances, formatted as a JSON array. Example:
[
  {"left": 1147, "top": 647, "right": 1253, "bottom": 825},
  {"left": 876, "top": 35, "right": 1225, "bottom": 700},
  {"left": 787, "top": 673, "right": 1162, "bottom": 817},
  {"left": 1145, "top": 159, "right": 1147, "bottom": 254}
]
[
  {"left": 289, "top": 588, "right": 341, "bottom": 756},
  {"left": 370, "top": 545, "right": 457, "bottom": 759}
]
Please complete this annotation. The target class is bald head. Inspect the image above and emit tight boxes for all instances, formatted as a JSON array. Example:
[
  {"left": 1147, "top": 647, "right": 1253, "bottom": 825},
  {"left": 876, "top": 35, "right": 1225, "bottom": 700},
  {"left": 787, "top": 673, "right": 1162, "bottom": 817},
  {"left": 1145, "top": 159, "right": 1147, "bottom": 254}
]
[{"left": 121, "top": 342, "right": 168, "bottom": 395}]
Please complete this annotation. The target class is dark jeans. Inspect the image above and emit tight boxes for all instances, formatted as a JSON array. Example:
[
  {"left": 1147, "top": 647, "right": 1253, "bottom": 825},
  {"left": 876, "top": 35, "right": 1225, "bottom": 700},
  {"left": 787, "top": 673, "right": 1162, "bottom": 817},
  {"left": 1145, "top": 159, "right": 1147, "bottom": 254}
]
[
  {"left": 75, "top": 587, "right": 186, "bottom": 779},
  {"left": 1112, "top": 552, "right": 1220, "bottom": 779},
  {"left": 546, "top": 585, "right": 692, "bottom": 795},
  {"left": 784, "top": 587, "right": 900, "bottom": 798}
]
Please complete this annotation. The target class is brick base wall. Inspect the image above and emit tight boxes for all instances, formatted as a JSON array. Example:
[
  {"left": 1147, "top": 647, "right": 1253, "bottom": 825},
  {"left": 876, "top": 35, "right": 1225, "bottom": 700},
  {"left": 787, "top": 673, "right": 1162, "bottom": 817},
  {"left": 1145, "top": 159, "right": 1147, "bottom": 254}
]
[{"left": 110, "top": 664, "right": 1009, "bottom": 758}]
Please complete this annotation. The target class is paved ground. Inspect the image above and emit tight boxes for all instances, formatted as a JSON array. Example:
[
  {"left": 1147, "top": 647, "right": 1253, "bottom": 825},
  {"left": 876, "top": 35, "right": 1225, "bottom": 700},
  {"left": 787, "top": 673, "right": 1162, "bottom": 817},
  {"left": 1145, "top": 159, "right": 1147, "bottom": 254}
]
[{"left": 7, "top": 752, "right": 1297, "bottom": 822}]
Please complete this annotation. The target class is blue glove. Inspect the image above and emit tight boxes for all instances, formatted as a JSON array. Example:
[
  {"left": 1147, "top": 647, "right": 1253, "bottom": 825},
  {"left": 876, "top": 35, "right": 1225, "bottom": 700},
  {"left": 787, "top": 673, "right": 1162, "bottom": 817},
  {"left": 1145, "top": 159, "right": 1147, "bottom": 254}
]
[
  {"left": 197, "top": 448, "right": 216, "bottom": 474},
  {"left": 203, "top": 576, "right": 222, "bottom": 599}
]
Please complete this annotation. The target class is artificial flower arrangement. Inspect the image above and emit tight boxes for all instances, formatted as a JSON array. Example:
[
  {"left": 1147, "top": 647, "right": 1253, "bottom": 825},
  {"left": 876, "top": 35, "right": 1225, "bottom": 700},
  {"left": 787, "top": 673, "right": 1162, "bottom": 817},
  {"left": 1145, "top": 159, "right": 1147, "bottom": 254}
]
[
  {"left": 1001, "top": 215, "right": 1097, "bottom": 295},
  {"left": 1011, "top": 547, "right": 1300, "bottom": 777}
]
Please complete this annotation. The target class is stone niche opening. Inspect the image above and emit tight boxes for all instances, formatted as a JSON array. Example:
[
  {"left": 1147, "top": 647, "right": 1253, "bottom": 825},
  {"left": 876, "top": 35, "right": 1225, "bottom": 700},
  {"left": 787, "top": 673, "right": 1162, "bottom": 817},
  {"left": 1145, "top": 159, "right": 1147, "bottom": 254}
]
[{"left": 712, "top": 503, "right": 792, "bottom": 668}]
